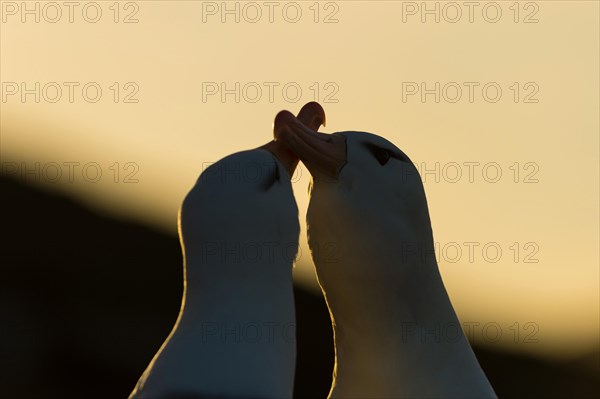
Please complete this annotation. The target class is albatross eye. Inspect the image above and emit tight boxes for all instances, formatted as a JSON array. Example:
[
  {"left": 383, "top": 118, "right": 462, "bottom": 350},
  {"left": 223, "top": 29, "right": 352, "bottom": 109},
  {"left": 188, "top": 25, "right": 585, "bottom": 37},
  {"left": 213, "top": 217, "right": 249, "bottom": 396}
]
[
  {"left": 364, "top": 143, "right": 391, "bottom": 165},
  {"left": 363, "top": 142, "right": 412, "bottom": 165},
  {"left": 372, "top": 147, "right": 391, "bottom": 165}
]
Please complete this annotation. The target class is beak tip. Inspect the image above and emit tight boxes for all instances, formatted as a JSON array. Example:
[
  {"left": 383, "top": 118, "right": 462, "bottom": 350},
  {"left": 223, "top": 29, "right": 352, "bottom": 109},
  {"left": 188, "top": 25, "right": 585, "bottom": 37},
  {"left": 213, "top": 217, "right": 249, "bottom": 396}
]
[{"left": 297, "top": 101, "right": 327, "bottom": 131}]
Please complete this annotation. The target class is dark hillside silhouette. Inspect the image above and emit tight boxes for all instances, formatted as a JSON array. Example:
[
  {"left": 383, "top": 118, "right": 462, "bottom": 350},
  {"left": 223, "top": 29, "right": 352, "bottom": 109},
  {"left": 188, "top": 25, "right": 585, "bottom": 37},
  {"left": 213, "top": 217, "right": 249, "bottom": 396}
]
[{"left": 0, "top": 175, "right": 597, "bottom": 398}]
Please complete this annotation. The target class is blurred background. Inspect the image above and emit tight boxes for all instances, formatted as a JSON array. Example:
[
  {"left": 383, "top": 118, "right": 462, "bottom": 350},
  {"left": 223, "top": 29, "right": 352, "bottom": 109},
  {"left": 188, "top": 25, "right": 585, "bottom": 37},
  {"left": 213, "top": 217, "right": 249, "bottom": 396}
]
[{"left": 1, "top": 1, "right": 598, "bottom": 397}]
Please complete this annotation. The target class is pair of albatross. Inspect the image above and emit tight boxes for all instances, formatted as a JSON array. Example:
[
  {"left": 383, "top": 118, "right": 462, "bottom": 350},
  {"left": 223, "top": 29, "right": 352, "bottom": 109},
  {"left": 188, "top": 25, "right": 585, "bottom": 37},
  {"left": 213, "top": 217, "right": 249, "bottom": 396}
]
[{"left": 129, "top": 103, "right": 497, "bottom": 399}]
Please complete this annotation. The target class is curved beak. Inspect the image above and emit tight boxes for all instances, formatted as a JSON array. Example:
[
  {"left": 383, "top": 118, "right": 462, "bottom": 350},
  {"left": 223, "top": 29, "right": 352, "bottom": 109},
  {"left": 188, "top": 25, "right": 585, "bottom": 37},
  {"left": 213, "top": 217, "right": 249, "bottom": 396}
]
[
  {"left": 274, "top": 103, "right": 346, "bottom": 180},
  {"left": 261, "top": 102, "right": 332, "bottom": 178}
]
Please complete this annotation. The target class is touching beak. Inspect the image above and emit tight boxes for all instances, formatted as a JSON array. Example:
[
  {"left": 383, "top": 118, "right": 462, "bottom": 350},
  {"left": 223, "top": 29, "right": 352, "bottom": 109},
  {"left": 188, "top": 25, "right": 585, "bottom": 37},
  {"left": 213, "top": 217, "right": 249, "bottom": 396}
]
[
  {"left": 262, "top": 101, "right": 338, "bottom": 178},
  {"left": 274, "top": 102, "right": 346, "bottom": 180}
]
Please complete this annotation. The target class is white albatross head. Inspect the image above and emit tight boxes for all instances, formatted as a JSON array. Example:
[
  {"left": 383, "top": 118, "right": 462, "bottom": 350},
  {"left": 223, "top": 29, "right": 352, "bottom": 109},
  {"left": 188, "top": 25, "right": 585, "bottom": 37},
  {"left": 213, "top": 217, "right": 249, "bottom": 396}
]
[
  {"left": 275, "top": 110, "right": 497, "bottom": 399},
  {"left": 274, "top": 111, "right": 437, "bottom": 276},
  {"left": 129, "top": 103, "right": 328, "bottom": 399}
]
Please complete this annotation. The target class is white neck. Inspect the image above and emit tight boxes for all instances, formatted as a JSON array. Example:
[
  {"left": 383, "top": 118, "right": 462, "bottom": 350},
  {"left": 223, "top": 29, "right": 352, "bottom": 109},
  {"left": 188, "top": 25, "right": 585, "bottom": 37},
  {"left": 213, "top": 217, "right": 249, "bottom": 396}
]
[
  {"left": 130, "top": 148, "right": 299, "bottom": 399},
  {"left": 318, "top": 256, "right": 497, "bottom": 399}
]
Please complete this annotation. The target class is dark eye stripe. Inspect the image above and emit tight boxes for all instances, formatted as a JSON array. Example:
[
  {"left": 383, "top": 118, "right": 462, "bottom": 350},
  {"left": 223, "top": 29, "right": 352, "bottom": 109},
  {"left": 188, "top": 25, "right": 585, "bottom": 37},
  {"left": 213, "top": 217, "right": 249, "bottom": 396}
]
[
  {"left": 363, "top": 142, "right": 411, "bottom": 165},
  {"left": 374, "top": 147, "right": 390, "bottom": 165}
]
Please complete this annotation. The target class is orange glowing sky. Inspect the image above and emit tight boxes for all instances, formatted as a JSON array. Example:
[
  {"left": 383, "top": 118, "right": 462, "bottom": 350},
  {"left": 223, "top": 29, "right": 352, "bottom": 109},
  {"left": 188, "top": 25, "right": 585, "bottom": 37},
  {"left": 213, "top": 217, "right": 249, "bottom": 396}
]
[{"left": 1, "top": 1, "right": 598, "bottom": 359}]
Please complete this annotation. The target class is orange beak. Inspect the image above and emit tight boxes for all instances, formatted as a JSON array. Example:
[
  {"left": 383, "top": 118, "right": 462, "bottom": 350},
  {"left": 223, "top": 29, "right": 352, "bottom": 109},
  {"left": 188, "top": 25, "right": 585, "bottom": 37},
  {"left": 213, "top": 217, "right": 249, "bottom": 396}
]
[{"left": 274, "top": 102, "right": 346, "bottom": 180}]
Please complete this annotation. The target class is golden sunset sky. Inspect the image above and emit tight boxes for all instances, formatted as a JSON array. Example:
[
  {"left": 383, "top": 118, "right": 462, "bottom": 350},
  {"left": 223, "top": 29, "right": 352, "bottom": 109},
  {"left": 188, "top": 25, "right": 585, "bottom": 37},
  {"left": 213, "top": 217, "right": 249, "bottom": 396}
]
[{"left": 1, "top": 1, "right": 598, "bottom": 360}]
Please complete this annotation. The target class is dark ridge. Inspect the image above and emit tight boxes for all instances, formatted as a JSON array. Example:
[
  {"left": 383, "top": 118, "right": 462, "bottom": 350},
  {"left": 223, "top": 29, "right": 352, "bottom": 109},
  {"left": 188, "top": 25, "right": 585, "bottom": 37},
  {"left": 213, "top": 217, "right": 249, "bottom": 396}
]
[{"left": 0, "top": 175, "right": 597, "bottom": 398}]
